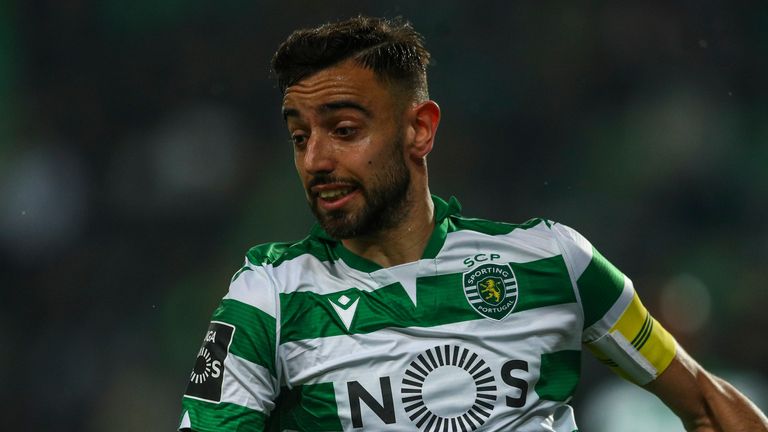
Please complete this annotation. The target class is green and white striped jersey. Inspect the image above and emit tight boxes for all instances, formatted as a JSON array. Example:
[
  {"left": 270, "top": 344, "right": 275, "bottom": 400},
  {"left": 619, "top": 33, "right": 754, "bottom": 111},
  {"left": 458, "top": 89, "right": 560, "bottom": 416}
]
[{"left": 180, "top": 195, "right": 672, "bottom": 432}]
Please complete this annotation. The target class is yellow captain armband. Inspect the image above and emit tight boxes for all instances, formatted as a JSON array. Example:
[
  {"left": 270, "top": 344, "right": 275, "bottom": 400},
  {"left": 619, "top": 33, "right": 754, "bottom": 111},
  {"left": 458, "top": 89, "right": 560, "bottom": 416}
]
[{"left": 586, "top": 292, "right": 677, "bottom": 385}]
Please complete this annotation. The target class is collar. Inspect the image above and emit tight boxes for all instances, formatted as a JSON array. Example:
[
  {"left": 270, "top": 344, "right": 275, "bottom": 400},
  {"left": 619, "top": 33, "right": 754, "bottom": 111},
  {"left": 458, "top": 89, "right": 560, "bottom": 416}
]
[{"left": 309, "top": 195, "right": 462, "bottom": 272}]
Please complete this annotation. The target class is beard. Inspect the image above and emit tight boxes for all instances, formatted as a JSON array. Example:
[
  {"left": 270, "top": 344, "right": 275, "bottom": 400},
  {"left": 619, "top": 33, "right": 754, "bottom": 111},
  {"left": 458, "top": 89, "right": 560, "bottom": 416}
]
[{"left": 307, "top": 135, "right": 411, "bottom": 240}]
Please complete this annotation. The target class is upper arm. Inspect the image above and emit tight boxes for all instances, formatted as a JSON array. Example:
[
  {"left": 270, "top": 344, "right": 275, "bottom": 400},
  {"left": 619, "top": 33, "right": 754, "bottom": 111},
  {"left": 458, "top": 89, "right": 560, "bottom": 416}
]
[
  {"left": 553, "top": 224, "right": 768, "bottom": 430},
  {"left": 552, "top": 223, "right": 677, "bottom": 385},
  {"left": 179, "top": 264, "right": 280, "bottom": 432}
]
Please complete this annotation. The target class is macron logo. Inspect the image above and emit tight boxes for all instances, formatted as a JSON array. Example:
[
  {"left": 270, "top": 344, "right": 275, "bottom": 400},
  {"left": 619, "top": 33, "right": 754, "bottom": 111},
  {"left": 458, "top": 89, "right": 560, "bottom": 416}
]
[{"left": 329, "top": 293, "right": 360, "bottom": 331}]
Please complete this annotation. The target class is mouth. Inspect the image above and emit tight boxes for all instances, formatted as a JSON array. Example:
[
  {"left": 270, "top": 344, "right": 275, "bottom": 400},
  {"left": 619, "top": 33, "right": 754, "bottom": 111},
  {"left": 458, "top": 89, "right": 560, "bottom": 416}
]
[
  {"left": 311, "top": 183, "right": 360, "bottom": 210},
  {"left": 317, "top": 187, "right": 356, "bottom": 202}
]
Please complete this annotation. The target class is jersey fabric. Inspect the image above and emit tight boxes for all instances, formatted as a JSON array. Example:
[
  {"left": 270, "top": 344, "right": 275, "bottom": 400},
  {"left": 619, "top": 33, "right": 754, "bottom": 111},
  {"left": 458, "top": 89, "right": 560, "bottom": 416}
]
[{"left": 179, "top": 195, "right": 676, "bottom": 432}]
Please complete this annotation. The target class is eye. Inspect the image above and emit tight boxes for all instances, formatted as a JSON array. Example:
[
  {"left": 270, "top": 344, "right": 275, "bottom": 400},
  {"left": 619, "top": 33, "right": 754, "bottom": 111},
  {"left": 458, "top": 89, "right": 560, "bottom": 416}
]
[
  {"left": 290, "top": 133, "right": 308, "bottom": 148},
  {"left": 333, "top": 126, "right": 357, "bottom": 139}
]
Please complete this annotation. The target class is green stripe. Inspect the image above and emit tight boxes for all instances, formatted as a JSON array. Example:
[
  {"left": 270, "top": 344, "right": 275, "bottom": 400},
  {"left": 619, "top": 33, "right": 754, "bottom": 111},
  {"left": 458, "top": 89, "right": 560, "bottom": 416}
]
[
  {"left": 280, "top": 256, "right": 576, "bottom": 343},
  {"left": 212, "top": 299, "right": 276, "bottom": 376},
  {"left": 334, "top": 243, "right": 382, "bottom": 273},
  {"left": 266, "top": 383, "right": 342, "bottom": 431},
  {"left": 421, "top": 214, "right": 449, "bottom": 260},
  {"left": 280, "top": 274, "right": 476, "bottom": 343},
  {"left": 258, "top": 197, "right": 547, "bottom": 273},
  {"left": 577, "top": 247, "right": 626, "bottom": 329},
  {"left": 513, "top": 255, "right": 577, "bottom": 313},
  {"left": 449, "top": 216, "right": 547, "bottom": 236},
  {"left": 246, "top": 236, "right": 337, "bottom": 269},
  {"left": 181, "top": 398, "right": 267, "bottom": 432},
  {"left": 535, "top": 350, "right": 581, "bottom": 401}
]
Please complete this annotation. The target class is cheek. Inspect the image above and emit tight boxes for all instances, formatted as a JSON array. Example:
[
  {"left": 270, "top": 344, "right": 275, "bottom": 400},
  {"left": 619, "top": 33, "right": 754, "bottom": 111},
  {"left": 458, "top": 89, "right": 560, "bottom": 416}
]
[
  {"left": 294, "top": 151, "right": 306, "bottom": 171},
  {"left": 293, "top": 157, "right": 309, "bottom": 184}
]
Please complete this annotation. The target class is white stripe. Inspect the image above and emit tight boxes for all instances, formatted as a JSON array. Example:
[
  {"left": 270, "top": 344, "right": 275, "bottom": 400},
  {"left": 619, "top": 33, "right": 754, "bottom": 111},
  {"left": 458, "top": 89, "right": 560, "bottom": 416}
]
[
  {"left": 225, "top": 266, "right": 277, "bottom": 318},
  {"left": 278, "top": 303, "right": 581, "bottom": 386},
  {"left": 373, "top": 262, "right": 421, "bottom": 306},
  {"left": 261, "top": 225, "right": 564, "bottom": 301},
  {"left": 221, "top": 353, "right": 278, "bottom": 413},
  {"left": 582, "top": 276, "right": 635, "bottom": 343},
  {"left": 550, "top": 223, "right": 593, "bottom": 279},
  {"left": 178, "top": 411, "right": 191, "bottom": 429},
  {"left": 269, "top": 254, "right": 378, "bottom": 295},
  {"left": 498, "top": 403, "right": 578, "bottom": 432},
  {"left": 278, "top": 304, "right": 581, "bottom": 431},
  {"left": 440, "top": 226, "right": 561, "bottom": 268}
]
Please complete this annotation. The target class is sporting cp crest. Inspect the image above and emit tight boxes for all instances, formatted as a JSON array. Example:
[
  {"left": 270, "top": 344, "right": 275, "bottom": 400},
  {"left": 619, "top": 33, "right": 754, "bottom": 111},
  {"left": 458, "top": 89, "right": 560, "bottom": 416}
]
[{"left": 463, "top": 263, "right": 518, "bottom": 320}]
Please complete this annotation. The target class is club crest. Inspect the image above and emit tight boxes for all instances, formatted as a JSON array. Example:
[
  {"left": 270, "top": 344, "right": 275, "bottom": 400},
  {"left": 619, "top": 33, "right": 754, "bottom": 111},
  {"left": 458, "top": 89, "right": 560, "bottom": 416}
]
[{"left": 463, "top": 263, "right": 518, "bottom": 320}]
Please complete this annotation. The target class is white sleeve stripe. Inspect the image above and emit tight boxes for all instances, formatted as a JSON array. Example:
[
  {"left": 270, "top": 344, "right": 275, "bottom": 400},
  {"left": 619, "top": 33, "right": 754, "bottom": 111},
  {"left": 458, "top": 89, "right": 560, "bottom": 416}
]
[
  {"left": 551, "top": 223, "right": 594, "bottom": 279},
  {"left": 221, "top": 352, "right": 278, "bottom": 413},
  {"left": 223, "top": 266, "right": 277, "bottom": 318},
  {"left": 550, "top": 222, "right": 588, "bottom": 327}
]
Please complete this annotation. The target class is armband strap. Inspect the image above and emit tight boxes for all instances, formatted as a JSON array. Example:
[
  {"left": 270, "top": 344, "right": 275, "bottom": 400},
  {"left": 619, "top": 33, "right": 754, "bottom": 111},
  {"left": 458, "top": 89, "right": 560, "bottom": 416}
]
[{"left": 586, "top": 292, "right": 677, "bottom": 385}]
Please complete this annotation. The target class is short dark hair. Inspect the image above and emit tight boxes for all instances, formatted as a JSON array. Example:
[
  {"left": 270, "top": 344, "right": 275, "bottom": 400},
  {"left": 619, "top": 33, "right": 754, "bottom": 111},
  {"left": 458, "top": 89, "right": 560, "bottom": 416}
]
[{"left": 272, "top": 16, "right": 431, "bottom": 101}]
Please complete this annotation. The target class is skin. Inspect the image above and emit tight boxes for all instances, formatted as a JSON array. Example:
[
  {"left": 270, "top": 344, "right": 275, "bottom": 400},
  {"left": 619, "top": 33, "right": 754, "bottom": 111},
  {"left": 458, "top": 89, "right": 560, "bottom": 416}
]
[
  {"left": 646, "top": 347, "right": 768, "bottom": 431},
  {"left": 281, "top": 60, "right": 768, "bottom": 431},
  {"left": 283, "top": 59, "right": 440, "bottom": 267}
]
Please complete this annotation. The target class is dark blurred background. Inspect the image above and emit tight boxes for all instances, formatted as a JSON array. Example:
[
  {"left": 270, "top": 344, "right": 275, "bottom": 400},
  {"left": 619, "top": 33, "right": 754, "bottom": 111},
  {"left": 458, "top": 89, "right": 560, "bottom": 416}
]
[{"left": 1, "top": 1, "right": 767, "bottom": 430}]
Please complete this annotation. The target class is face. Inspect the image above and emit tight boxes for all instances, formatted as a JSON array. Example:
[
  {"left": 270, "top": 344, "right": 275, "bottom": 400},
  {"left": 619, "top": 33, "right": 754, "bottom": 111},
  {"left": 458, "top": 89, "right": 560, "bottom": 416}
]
[{"left": 282, "top": 61, "right": 413, "bottom": 239}]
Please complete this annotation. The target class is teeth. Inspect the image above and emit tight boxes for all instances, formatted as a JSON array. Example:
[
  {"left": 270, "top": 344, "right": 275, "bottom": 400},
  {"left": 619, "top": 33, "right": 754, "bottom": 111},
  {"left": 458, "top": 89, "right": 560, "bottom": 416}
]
[{"left": 319, "top": 189, "right": 351, "bottom": 199}]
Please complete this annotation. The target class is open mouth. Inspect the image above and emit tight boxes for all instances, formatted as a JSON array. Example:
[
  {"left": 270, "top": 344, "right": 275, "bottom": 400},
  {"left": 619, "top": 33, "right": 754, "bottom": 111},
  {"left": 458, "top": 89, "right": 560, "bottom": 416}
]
[
  {"left": 311, "top": 183, "right": 360, "bottom": 210},
  {"left": 318, "top": 187, "right": 355, "bottom": 202}
]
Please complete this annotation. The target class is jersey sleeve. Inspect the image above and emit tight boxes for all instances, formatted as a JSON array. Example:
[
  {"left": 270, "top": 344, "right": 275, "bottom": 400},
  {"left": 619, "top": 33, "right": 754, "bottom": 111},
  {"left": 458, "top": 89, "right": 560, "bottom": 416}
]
[
  {"left": 179, "top": 262, "right": 280, "bottom": 432},
  {"left": 552, "top": 223, "right": 677, "bottom": 386}
]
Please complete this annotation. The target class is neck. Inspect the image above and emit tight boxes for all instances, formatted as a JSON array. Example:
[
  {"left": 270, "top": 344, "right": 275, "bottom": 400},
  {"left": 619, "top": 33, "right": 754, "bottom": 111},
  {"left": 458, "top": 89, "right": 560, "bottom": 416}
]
[{"left": 341, "top": 188, "right": 434, "bottom": 268}]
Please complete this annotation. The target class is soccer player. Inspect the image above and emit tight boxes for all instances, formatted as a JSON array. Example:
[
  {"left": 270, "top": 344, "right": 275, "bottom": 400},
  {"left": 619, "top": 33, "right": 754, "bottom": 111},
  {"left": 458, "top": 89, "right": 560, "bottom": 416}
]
[{"left": 179, "top": 16, "right": 768, "bottom": 431}]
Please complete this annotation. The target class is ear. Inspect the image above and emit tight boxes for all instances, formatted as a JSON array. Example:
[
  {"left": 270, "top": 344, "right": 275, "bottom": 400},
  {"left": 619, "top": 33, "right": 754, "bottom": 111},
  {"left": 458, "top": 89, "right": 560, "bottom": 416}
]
[{"left": 407, "top": 100, "right": 440, "bottom": 160}]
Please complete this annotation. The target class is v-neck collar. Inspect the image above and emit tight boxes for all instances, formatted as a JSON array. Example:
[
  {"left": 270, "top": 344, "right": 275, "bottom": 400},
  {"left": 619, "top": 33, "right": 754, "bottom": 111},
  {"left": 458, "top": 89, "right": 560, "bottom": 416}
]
[{"left": 309, "top": 195, "right": 462, "bottom": 273}]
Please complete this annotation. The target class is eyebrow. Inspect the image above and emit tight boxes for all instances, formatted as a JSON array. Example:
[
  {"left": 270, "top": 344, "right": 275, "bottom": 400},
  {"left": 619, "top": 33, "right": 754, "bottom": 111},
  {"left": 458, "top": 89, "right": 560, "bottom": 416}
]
[
  {"left": 282, "top": 100, "right": 372, "bottom": 121},
  {"left": 282, "top": 108, "right": 300, "bottom": 121}
]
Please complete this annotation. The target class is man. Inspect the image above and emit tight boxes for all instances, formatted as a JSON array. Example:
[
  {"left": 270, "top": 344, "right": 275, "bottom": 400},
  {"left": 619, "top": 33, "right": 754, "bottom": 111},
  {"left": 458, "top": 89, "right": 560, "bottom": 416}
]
[{"left": 179, "top": 16, "right": 768, "bottom": 431}]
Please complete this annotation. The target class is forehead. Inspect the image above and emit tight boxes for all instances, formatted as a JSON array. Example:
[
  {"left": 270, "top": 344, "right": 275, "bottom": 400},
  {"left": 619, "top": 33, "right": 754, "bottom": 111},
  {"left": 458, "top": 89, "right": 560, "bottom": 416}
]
[{"left": 282, "top": 60, "right": 394, "bottom": 114}]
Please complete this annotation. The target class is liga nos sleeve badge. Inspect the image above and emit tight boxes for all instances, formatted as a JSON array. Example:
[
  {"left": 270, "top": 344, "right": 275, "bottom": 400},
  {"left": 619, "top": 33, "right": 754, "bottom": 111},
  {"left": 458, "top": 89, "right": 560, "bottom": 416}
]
[{"left": 184, "top": 321, "right": 235, "bottom": 402}]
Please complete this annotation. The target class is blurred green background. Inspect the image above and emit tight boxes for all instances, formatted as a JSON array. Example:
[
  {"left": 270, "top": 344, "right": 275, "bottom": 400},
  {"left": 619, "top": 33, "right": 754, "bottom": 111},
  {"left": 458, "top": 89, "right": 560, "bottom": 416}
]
[{"left": 1, "top": 1, "right": 766, "bottom": 430}]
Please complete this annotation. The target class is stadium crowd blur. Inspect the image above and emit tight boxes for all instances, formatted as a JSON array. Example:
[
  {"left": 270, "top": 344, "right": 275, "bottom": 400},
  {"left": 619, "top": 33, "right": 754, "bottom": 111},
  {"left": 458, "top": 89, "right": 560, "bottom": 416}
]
[{"left": 1, "top": 1, "right": 766, "bottom": 431}]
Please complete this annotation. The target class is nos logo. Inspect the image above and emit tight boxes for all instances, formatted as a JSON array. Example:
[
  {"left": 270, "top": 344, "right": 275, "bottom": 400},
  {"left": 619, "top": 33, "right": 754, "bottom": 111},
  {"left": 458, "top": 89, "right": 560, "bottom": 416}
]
[
  {"left": 184, "top": 321, "right": 235, "bottom": 402},
  {"left": 345, "top": 345, "right": 529, "bottom": 431}
]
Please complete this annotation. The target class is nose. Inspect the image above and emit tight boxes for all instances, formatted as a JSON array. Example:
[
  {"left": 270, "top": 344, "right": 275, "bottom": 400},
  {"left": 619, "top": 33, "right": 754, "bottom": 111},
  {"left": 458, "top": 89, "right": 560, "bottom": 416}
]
[{"left": 302, "top": 134, "right": 335, "bottom": 174}]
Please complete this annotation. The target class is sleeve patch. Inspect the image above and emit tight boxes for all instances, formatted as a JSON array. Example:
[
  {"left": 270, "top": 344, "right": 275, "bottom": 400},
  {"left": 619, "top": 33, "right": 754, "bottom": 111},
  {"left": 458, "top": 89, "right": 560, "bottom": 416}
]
[{"left": 184, "top": 321, "right": 236, "bottom": 403}]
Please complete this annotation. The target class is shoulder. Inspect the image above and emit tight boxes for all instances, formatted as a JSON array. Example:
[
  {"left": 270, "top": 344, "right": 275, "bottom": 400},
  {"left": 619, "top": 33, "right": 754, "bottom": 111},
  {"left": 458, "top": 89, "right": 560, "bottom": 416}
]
[
  {"left": 244, "top": 235, "right": 335, "bottom": 269},
  {"left": 225, "top": 236, "right": 334, "bottom": 313},
  {"left": 448, "top": 214, "right": 553, "bottom": 236},
  {"left": 448, "top": 214, "right": 590, "bottom": 249},
  {"left": 448, "top": 214, "right": 596, "bottom": 272}
]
